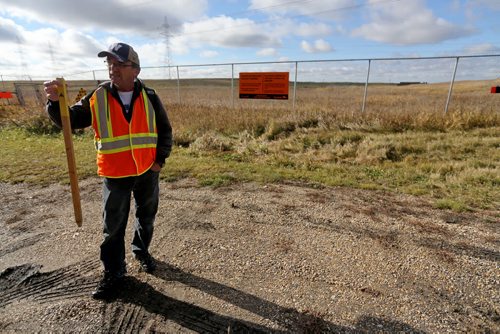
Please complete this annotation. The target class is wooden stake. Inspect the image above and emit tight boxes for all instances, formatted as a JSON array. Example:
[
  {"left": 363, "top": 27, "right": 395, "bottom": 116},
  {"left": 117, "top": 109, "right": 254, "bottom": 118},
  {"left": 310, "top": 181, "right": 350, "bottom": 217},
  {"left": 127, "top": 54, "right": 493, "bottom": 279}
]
[{"left": 56, "top": 78, "right": 83, "bottom": 226}]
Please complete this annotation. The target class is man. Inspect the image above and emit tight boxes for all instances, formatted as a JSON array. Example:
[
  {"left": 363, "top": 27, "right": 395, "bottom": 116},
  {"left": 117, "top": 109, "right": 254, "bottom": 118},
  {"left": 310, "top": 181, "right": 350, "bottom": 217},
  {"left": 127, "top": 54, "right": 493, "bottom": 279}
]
[{"left": 44, "top": 42, "right": 173, "bottom": 299}]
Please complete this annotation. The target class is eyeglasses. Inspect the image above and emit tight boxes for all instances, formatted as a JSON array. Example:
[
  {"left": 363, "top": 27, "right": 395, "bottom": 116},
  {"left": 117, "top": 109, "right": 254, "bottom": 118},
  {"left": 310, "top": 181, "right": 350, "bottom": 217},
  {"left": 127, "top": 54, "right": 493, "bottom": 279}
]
[{"left": 105, "top": 61, "right": 135, "bottom": 69}]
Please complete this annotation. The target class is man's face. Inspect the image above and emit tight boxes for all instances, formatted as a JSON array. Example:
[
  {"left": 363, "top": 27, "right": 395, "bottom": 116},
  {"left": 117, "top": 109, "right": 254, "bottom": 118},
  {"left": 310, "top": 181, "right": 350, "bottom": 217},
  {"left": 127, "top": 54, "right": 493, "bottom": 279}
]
[{"left": 106, "top": 56, "right": 140, "bottom": 91}]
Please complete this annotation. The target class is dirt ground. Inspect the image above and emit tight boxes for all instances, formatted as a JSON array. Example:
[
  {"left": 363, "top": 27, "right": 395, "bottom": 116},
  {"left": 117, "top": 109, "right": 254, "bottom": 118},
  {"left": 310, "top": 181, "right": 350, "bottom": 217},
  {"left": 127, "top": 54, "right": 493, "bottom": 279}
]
[{"left": 0, "top": 177, "right": 498, "bottom": 333}]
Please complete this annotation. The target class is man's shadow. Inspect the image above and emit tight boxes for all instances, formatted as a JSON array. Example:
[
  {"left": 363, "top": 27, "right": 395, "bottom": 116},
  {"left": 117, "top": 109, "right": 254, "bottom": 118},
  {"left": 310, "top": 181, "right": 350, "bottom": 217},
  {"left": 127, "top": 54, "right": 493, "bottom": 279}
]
[
  {"left": 115, "top": 260, "right": 426, "bottom": 333},
  {"left": 116, "top": 275, "right": 278, "bottom": 333}
]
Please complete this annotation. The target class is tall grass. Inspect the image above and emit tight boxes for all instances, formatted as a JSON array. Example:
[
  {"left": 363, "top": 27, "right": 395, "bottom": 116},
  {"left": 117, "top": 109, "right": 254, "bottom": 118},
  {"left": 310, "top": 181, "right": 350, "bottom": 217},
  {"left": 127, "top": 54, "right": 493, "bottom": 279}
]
[
  {"left": 166, "top": 81, "right": 499, "bottom": 145},
  {"left": 1, "top": 80, "right": 499, "bottom": 211}
]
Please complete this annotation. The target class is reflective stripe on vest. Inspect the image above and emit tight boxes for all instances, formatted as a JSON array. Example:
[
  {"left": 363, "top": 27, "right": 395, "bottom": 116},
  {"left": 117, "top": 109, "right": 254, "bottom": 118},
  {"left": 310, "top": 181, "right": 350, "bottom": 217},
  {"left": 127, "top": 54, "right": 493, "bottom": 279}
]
[
  {"left": 142, "top": 89, "right": 156, "bottom": 136},
  {"left": 96, "top": 133, "right": 158, "bottom": 153},
  {"left": 94, "top": 87, "right": 111, "bottom": 139}
]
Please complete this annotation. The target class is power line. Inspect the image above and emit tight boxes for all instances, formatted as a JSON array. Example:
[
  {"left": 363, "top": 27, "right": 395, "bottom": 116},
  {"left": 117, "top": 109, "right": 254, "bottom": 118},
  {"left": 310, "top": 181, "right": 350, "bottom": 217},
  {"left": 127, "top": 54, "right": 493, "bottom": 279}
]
[
  {"left": 227, "top": 0, "right": 323, "bottom": 16},
  {"left": 121, "top": 0, "right": 401, "bottom": 38},
  {"left": 170, "top": 0, "right": 402, "bottom": 38},
  {"left": 126, "top": 0, "right": 321, "bottom": 13}
]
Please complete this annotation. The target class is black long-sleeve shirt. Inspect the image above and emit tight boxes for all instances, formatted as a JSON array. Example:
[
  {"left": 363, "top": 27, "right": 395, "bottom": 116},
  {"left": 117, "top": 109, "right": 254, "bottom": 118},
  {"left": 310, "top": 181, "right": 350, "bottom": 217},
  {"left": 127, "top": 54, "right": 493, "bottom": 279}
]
[{"left": 46, "top": 80, "right": 173, "bottom": 166}]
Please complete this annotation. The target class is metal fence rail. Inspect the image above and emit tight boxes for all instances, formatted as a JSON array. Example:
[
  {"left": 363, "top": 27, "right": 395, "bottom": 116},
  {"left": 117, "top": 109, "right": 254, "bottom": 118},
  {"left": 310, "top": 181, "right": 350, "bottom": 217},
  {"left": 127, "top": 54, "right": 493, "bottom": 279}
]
[{"left": 2, "top": 54, "right": 499, "bottom": 112}]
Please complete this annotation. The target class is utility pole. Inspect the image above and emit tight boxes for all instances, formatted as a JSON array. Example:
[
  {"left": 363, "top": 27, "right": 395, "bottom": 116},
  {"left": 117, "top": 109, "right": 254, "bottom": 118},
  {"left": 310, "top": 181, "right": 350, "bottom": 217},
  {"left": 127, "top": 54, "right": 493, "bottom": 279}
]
[
  {"left": 48, "top": 42, "right": 57, "bottom": 77},
  {"left": 16, "top": 36, "right": 29, "bottom": 80},
  {"left": 160, "top": 16, "right": 173, "bottom": 79}
]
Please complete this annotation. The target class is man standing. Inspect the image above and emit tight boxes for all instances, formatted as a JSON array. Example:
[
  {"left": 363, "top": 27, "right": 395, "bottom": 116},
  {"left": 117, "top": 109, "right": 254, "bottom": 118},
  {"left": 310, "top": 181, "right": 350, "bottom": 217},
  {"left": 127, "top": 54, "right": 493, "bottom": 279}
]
[{"left": 44, "top": 42, "right": 173, "bottom": 299}]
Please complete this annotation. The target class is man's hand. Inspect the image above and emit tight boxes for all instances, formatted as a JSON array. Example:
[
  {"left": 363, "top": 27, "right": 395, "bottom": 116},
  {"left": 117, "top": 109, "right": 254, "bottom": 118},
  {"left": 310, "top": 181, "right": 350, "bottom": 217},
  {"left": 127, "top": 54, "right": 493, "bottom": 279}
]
[
  {"left": 43, "top": 79, "right": 60, "bottom": 102},
  {"left": 150, "top": 162, "right": 162, "bottom": 172}
]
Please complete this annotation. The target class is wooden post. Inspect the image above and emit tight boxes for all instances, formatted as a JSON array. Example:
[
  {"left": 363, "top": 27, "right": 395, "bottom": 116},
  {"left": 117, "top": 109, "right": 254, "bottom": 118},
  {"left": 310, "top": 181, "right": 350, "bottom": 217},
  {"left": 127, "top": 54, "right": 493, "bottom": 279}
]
[{"left": 56, "top": 78, "right": 83, "bottom": 226}]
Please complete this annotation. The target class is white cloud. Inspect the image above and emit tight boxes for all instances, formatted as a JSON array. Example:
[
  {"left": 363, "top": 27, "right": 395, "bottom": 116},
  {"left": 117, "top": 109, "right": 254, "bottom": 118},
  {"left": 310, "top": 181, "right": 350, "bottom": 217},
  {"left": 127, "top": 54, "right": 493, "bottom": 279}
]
[
  {"left": 0, "top": 0, "right": 497, "bottom": 81},
  {"left": 257, "top": 48, "right": 278, "bottom": 57},
  {"left": 352, "top": 0, "right": 476, "bottom": 45},
  {"left": 0, "top": 17, "right": 24, "bottom": 42},
  {"left": 253, "top": 18, "right": 333, "bottom": 41},
  {"left": 200, "top": 50, "right": 219, "bottom": 58},
  {"left": 180, "top": 16, "right": 280, "bottom": 48},
  {"left": 301, "top": 39, "right": 333, "bottom": 53},
  {"left": 314, "top": 39, "right": 333, "bottom": 52},
  {"left": 135, "top": 42, "right": 169, "bottom": 66},
  {"left": 301, "top": 41, "right": 313, "bottom": 53},
  {"left": 462, "top": 43, "right": 500, "bottom": 55},
  {"left": 0, "top": 0, "right": 208, "bottom": 35},
  {"left": 467, "top": 0, "right": 500, "bottom": 10},
  {"left": 249, "top": 0, "right": 354, "bottom": 20},
  {"left": 295, "top": 22, "right": 332, "bottom": 37},
  {"left": 0, "top": 16, "right": 110, "bottom": 78}
]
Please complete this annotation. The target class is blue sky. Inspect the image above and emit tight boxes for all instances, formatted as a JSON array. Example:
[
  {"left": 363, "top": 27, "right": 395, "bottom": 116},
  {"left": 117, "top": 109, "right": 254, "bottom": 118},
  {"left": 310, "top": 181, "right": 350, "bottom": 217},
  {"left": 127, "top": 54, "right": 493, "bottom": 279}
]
[{"left": 0, "top": 0, "right": 499, "bottom": 82}]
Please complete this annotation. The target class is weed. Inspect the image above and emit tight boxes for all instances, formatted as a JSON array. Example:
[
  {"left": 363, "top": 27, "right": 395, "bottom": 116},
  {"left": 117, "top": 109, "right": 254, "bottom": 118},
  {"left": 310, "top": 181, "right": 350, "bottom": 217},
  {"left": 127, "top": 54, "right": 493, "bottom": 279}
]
[
  {"left": 189, "top": 131, "right": 233, "bottom": 152},
  {"left": 297, "top": 118, "right": 319, "bottom": 129},
  {"left": 23, "top": 114, "right": 62, "bottom": 135},
  {"left": 198, "top": 173, "right": 237, "bottom": 187},
  {"left": 434, "top": 199, "right": 470, "bottom": 212},
  {"left": 265, "top": 120, "right": 296, "bottom": 140}
]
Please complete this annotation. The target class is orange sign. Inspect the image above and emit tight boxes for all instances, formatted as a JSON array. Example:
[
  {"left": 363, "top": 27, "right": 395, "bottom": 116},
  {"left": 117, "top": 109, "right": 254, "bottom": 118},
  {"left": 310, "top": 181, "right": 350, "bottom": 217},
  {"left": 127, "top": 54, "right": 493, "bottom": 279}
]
[{"left": 239, "top": 72, "right": 289, "bottom": 99}]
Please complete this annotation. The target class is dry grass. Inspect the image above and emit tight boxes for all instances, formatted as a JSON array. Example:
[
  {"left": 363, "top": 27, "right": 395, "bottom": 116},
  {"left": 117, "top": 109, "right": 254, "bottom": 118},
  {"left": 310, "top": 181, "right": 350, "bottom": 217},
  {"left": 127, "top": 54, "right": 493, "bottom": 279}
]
[
  {"left": 163, "top": 80, "right": 499, "bottom": 145},
  {"left": 1, "top": 79, "right": 498, "bottom": 211}
]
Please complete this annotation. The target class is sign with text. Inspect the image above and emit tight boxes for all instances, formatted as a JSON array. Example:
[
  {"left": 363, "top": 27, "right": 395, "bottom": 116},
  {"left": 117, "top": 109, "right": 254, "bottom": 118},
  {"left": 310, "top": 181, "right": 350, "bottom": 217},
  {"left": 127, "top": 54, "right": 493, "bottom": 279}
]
[{"left": 239, "top": 72, "right": 289, "bottom": 99}]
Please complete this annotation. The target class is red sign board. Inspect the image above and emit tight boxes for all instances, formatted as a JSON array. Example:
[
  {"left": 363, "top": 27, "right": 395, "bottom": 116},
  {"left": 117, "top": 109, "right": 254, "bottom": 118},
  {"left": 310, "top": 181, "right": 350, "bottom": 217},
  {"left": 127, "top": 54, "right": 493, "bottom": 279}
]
[
  {"left": 239, "top": 72, "right": 289, "bottom": 99},
  {"left": 491, "top": 86, "right": 499, "bottom": 93},
  {"left": 0, "top": 92, "right": 13, "bottom": 99}
]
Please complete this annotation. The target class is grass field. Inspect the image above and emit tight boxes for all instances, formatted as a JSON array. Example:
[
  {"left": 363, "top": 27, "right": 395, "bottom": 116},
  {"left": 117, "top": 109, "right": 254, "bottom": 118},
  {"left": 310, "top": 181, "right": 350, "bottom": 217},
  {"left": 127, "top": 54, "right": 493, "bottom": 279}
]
[{"left": 0, "top": 79, "right": 499, "bottom": 212}]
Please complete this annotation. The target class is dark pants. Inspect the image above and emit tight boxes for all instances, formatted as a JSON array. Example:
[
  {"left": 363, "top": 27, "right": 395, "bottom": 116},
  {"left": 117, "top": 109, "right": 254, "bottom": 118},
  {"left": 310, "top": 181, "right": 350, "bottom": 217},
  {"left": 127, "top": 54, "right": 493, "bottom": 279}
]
[{"left": 100, "top": 169, "right": 159, "bottom": 274}]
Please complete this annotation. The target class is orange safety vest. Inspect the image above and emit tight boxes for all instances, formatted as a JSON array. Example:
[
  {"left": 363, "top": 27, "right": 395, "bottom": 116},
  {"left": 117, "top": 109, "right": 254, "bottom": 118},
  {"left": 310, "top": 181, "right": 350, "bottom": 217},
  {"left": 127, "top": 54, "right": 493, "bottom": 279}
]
[{"left": 90, "top": 87, "right": 157, "bottom": 178}]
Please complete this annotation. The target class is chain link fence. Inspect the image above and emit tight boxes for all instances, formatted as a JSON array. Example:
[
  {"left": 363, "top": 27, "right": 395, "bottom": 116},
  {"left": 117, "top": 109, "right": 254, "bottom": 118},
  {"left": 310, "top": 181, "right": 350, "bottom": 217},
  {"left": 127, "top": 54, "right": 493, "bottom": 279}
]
[{"left": 2, "top": 55, "right": 499, "bottom": 112}]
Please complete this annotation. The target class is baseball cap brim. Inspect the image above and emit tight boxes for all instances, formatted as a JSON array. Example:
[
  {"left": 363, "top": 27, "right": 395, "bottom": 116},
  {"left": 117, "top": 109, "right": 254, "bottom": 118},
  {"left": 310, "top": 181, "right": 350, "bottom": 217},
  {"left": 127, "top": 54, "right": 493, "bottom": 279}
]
[{"left": 97, "top": 50, "right": 128, "bottom": 63}]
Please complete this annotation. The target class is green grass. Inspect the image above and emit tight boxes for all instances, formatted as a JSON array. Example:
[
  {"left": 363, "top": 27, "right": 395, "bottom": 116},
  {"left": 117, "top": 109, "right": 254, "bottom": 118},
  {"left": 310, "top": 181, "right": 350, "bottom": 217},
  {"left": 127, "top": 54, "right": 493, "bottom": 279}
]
[
  {"left": 2, "top": 125, "right": 497, "bottom": 212},
  {"left": 167, "top": 126, "right": 500, "bottom": 212},
  {"left": 0, "top": 128, "right": 97, "bottom": 184},
  {"left": 1, "top": 80, "right": 499, "bottom": 212}
]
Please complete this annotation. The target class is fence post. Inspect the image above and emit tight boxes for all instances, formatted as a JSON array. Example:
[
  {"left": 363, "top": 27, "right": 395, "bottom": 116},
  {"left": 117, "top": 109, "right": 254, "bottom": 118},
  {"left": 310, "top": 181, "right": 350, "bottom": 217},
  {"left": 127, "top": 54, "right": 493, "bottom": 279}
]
[
  {"left": 14, "top": 83, "right": 25, "bottom": 106},
  {"left": 293, "top": 61, "right": 298, "bottom": 110},
  {"left": 176, "top": 66, "right": 181, "bottom": 104},
  {"left": 445, "top": 57, "right": 459, "bottom": 114},
  {"left": 1, "top": 75, "right": 10, "bottom": 105},
  {"left": 231, "top": 63, "right": 234, "bottom": 108},
  {"left": 362, "top": 59, "right": 371, "bottom": 113}
]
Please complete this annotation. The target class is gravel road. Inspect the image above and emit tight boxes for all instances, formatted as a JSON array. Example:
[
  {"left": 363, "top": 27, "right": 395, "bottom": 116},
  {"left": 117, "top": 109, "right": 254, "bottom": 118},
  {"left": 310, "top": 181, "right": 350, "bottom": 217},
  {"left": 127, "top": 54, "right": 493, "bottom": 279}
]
[{"left": 0, "top": 177, "right": 498, "bottom": 333}]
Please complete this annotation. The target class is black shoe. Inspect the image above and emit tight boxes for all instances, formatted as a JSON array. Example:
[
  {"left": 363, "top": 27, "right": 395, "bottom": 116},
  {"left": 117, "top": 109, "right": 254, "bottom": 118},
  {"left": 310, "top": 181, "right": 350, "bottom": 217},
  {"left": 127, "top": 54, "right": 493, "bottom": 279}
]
[
  {"left": 117, "top": 262, "right": 127, "bottom": 278},
  {"left": 91, "top": 272, "right": 123, "bottom": 300},
  {"left": 134, "top": 252, "right": 157, "bottom": 273}
]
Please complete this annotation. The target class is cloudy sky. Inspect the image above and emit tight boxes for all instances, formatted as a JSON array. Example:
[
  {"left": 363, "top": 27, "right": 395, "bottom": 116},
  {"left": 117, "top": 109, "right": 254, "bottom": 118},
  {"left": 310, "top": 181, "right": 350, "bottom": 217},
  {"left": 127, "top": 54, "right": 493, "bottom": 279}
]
[{"left": 0, "top": 0, "right": 499, "bottom": 81}]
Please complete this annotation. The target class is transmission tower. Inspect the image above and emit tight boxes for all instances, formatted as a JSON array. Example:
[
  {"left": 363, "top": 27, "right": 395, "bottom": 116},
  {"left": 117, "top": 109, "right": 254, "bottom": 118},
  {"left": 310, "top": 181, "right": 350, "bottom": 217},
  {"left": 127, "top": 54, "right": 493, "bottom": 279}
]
[
  {"left": 16, "top": 36, "right": 30, "bottom": 80},
  {"left": 160, "top": 16, "right": 173, "bottom": 79},
  {"left": 48, "top": 42, "right": 57, "bottom": 77}
]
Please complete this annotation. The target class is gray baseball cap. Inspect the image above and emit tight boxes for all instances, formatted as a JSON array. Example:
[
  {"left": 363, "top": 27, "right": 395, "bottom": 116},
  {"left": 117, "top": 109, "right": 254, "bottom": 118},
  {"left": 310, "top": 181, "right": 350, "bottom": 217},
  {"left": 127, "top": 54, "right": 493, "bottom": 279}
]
[{"left": 98, "top": 42, "right": 140, "bottom": 66}]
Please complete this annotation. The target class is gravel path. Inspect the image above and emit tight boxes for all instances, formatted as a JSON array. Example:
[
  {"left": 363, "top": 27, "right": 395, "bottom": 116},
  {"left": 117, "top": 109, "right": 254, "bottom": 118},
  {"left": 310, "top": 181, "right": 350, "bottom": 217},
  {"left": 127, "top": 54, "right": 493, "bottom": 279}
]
[{"left": 0, "top": 178, "right": 498, "bottom": 333}]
